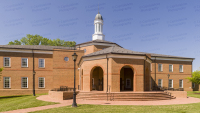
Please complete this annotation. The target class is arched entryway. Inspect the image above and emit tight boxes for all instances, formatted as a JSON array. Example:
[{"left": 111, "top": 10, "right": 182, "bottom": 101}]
[
  {"left": 120, "top": 66, "right": 134, "bottom": 91},
  {"left": 90, "top": 66, "right": 103, "bottom": 91}
]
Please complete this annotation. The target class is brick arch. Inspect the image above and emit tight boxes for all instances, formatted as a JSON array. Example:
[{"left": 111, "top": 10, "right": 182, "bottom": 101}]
[
  {"left": 118, "top": 64, "right": 137, "bottom": 76},
  {"left": 119, "top": 64, "right": 136, "bottom": 91},
  {"left": 89, "top": 65, "right": 105, "bottom": 91},
  {"left": 89, "top": 64, "right": 105, "bottom": 75}
]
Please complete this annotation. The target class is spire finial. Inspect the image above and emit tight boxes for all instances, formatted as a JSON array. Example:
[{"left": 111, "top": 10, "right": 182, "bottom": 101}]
[{"left": 98, "top": 2, "right": 99, "bottom": 13}]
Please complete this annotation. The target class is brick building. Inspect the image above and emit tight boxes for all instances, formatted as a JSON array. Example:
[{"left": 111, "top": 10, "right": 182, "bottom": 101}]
[{"left": 0, "top": 12, "right": 196, "bottom": 96}]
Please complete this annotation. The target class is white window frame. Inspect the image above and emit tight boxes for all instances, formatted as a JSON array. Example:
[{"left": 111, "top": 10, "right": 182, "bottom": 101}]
[
  {"left": 3, "top": 77, "right": 11, "bottom": 88},
  {"left": 38, "top": 77, "right": 45, "bottom": 88},
  {"left": 158, "top": 64, "right": 163, "bottom": 72},
  {"left": 179, "top": 79, "right": 183, "bottom": 88},
  {"left": 126, "top": 78, "right": 131, "bottom": 88},
  {"left": 3, "top": 57, "right": 11, "bottom": 67},
  {"left": 21, "top": 77, "right": 28, "bottom": 88},
  {"left": 169, "top": 79, "right": 173, "bottom": 88},
  {"left": 169, "top": 64, "right": 173, "bottom": 72},
  {"left": 21, "top": 58, "right": 28, "bottom": 67},
  {"left": 158, "top": 79, "right": 163, "bottom": 87},
  {"left": 38, "top": 59, "right": 45, "bottom": 68},
  {"left": 179, "top": 65, "right": 183, "bottom": 72}
]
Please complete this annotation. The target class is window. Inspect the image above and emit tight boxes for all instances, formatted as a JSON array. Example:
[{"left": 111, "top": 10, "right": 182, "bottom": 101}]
[
  {"left": 3, "top": 77, "right": 10, "bottom": 88},
  {"left": 158, "top": 64, "right": 163, "bottom": 72},
  {"left": 4, "top": 57, "right": 10, "bottom": 67},
  {"left": 179, "top": 65, "right": 183, "bottom": 72},
  {"left": 179, "top": 79, "right": 183, "bottom": 88},
  {"left": 64, "top": 57, "right": 69, "bottom": 61},
  {"left": 192, "top": 83, "right": 195, "bottom": 88},
  {"left": 39, "top": 59, "right": 45, "bottom": 68},
  {"left": 158, "top": 79, "right": 162, "bottom": 87},
  {"left": 21, "top": 58, "right": 28, "bottom": 67},
  {"left": 169, "top": 79, "right": 173, "bottom": 88},
  {"left": 169, "top": 64, "right": 173, "bottom": 72},
  {"left": 21, "top": 77, "right": 28, "bottom": 88},
  {"left": 39, "top": 77, "right": 45, "bottom": 88},
  {"left": 84, "top": 49, "right": 86, "bottom": 53}
]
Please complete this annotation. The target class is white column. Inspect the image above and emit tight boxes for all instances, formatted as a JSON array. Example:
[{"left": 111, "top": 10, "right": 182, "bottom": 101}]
[{"left": 100, "top": 24, "right": 101, "bottom": 32}]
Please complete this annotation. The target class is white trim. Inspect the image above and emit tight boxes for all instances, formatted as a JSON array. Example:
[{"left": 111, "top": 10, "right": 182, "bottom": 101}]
[
  {"left": 169, "top": 64, "right": 173, "bottom": 72},
  {"left": 78, "top": 43, "right": 118, "bottom": 48},
  {"left": 179, "top": 65, "right": 183, "bottom": 72},
  {"left": 38, "top": 77, "right": 45, "bottom": 88},
  {"left": 38, "top": 58, "right": 45, "bottom": 68},
  {"left": 158, "top": 64, "right": 163, "bottom": 72},
  {"left": 179, "top": 79, "right": 183, "bottom": 88},
  {"left": 21, "top": 58, "right": 28, "bottom": 67},
  {"left": 3, "top": 57, "right": 11, "bottom": 67},
  {"left": 146, "top": 58, "right": 152, "bottom": 63},
  {"left": 169, "top": 79, "right": 173, "bottom": 88},
  {"left": 0, "top": 49, "right": 53, "bottom": 54},
  {"left": 158, "top": 79, "right": 163, "bottom": 87},
  {"left": 151, "top": 57, "right": 193, "bottom": 62},
  {"left": 21, "top": 77, "right": 28, "bottom": 88},
  {"left": 3, "top": 77, "right": 11, "bottom": 88}
]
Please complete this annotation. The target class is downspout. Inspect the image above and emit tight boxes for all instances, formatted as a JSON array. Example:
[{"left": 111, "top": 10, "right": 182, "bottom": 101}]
[
  {"left": 155, "top": 57, "right": 156, "bottom": 91},
  {"left": 32, "top": 50, "right": 35, "bottom": 96},
  {"left": 106, "top": 54, "right": 108, "bottom": 93}
]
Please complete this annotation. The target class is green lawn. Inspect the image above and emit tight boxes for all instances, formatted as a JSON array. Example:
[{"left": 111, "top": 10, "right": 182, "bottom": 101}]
[
  {"left": 0, "top": 94, "right": 58, "bottom": 112},
  {"left": 31, "top": 91, "right": 200, "bottom": 113}
]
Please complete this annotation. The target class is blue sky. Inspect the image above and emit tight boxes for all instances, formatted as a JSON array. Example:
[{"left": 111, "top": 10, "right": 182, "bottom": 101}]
[{"left": 0, "top": 0, "right": 199, "bottom": 71}]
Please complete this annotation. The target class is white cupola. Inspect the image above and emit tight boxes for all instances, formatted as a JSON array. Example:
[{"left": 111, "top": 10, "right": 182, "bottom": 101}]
[{"left": 92, "top": 12, "right": 105, "bottom": 40}]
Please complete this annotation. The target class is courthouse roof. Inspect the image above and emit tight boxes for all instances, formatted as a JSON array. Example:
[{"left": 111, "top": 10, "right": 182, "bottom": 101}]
[
  {"left": 0, "top": 45, "right": 75, "bottom": 50},
  {"left": 83, "top": 46, "right": 195, "bottom": 59},
  {"left": 76, "top": 39, "right": 122, "bottom": 47}
]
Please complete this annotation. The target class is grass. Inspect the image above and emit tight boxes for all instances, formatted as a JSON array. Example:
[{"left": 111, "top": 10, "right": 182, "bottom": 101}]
[
  {"left": 0, "top": 93, "right": 58, "bottom": 112},
  {"left": 30, "top": 91, "right": 200, "bottom": 113}
]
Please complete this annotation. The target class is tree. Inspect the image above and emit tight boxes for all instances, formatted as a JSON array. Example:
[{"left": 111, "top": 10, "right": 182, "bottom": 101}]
[
  {"left": 186, "top": 70, "right": 200, "bottom": 84},
  {"left": 8, "top": 34, "right": 76, "bottom": 47},
  {"left": 0, "top": 68, "right": 3, "bottom": 81},
  {"left": 8, "top": 40, "right": 21, "bottom": 45}
]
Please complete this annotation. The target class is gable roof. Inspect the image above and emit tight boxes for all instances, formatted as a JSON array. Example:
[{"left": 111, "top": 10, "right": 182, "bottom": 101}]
[
  {"left": 83, "top": 46, "right": 195, "bottom": 59},
  {"left": 76, "top": 39, "right": 122, "bottom": 48},
  {"left": 0, "top": 45, "right": 75, "bottom": 51}
]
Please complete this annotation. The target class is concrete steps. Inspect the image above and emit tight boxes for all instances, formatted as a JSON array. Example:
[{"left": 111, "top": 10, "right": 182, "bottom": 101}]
[{"left": 76, "top": 91, "right": 175, "bottom": 101}]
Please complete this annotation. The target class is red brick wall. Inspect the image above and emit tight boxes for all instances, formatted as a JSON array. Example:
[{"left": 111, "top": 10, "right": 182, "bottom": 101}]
[{"left": 151, "top": 60, "right": 193, "bottom": 91}]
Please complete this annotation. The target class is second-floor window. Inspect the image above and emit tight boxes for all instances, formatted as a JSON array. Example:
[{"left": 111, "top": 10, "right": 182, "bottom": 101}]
[
  {"left": 4, "top": 57, "right": 10, "bottom": 67},
  {"left": 39, "top": 59, "right": 45, "bottom": 68},
  {"left": 21, "top": 58, "right": 28, "bottom": 67},
  {"left": 158, "top": 64, "right": 163, "bottom": 72},
  {"left": 169, "top": 64, "right": 173, "bottom": 72},
  {"left": 179, "top": 65, "right": 183, "bottom": 72}
]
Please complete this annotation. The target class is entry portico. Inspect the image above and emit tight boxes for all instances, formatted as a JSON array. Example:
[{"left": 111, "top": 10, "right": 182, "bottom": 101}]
[{"left": 78, "top": 45, "right": 152, "bottom": 92}]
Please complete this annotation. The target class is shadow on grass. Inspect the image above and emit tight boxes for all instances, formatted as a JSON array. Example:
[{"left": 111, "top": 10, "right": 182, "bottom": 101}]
[{"left": 0, "top": 95, "right": 31, "bottom": 99}]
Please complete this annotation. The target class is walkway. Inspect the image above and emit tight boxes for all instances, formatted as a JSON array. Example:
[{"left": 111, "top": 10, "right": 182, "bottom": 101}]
[{"left": 2, "top": 95, "right": 200, "bottom": 113}]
